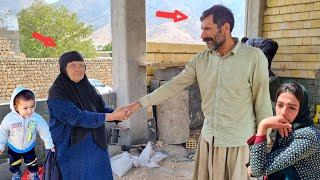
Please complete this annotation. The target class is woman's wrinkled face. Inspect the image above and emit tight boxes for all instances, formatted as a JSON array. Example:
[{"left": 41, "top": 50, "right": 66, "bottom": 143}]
[
  {"left": 276, "top": 92, "right": 300, "bottom": 123},
  {"left": 66, "top": 61, "right": 85, "bottom": 83}
]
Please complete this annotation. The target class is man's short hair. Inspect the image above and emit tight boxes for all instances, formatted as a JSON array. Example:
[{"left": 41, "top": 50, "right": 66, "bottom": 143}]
[
  {"left": 14, "top": 90, "right": 35, "bottom": 105},
  {"left": 200, "top": 5, "right": 234, "bottom": 32}
]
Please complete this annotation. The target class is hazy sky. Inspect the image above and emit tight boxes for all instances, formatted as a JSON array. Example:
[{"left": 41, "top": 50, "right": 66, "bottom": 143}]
[{"left": 43, "top": 0, "right": 59, "bottom": 4}]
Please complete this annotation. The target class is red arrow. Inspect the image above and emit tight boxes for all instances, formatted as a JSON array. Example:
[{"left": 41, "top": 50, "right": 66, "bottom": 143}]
[
  {"left": 32, "top": 32, "right": 56, "bottom": 47},
  {"left": 156, "top": 10, "right": 188, "bottom": 22}
]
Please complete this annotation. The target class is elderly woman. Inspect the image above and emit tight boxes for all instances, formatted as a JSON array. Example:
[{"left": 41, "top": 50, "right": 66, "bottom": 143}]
[
  {"left": 46, "top": 51, "right": 127, "bottom": 180},
  {"left": 247, "top": 82, "right": 320, "bottom": 179}
]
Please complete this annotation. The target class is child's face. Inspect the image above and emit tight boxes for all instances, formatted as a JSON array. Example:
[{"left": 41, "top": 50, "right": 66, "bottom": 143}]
[{"left": 15, "top": 99, "right": 35, "bottom": 119}]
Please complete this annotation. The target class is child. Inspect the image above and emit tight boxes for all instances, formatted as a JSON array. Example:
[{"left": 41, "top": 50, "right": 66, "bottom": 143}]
[{"left": 0, "top": 87, "right": 55, "bottom": 180}]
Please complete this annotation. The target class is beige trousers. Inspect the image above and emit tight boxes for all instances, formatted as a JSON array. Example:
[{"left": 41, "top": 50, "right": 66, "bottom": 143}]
[{"left": 192, "top": 136, "right": 253, "bottom": 180}]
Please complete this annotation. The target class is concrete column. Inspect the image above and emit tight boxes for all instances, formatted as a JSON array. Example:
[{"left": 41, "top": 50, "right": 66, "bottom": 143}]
[
  {"left": 111, "top": 0, "right": 148, "bottom": 145},
  {"left": 245, "top": 0, "right": 266, "bottom": 38}
]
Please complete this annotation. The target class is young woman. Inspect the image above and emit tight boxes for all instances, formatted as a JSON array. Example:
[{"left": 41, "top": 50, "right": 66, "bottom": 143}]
[{"left": 247, "top": 82, "right": 320, "bottom": 180}]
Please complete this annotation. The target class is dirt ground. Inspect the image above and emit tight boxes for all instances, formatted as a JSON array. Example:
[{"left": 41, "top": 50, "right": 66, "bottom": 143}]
[
  {"left": 114, "top": 160, "right": 194, "bottom": 180},
  {"left": 113, "top": 144, "right": 195, "bottom": 180}
]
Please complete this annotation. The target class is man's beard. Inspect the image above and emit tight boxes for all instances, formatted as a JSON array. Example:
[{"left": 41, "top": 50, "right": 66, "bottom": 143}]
[{"left": 203, "top": 31, "right": 225, "bottom": 51}]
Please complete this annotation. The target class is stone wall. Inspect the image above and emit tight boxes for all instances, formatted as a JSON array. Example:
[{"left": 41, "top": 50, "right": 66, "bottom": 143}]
[
  {"left": 0, "top": 57, "right": 113, "bottom": 101},
  {"left": 263, "top": 0, "right": 320, "bottom": 78},
  {"left": 0, "top": 28, "right": 21, "bottom": 56}
]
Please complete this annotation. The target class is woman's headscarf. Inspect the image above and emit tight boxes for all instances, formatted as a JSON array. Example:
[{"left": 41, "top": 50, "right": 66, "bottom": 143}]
[
  {"left": 48, "top": 51, "right": 107, "bottom": 150},
  {"left": 283, "top": 81, "right": 313, "bottom": 129}
]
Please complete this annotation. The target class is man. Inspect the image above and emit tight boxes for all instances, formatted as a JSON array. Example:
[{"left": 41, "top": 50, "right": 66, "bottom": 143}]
[
  {"left": 124, "top": 5, "right": 272, "bottom": 180},
  {"left": 241, "top": 37, "right": 279, "bottom": 77}
]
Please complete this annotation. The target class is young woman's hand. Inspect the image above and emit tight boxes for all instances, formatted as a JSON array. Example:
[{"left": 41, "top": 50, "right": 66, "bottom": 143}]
[
  {"left": 247, "top": 166, "right": 253, "bottom": 177},
  {"left": 50, "top": 147, "right": 55, "bottom": 152},
  {"left": 257, "top": 115, "right": 292, "bottom": 136}
]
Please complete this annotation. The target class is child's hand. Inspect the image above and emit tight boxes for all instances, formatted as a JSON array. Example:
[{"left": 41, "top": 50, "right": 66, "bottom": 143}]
[
  {"left": 50, "top": 147, "right": 55, "bottom": 152},
  {"left": 0, "top": 150, "right": 3, "bottom": 155}
]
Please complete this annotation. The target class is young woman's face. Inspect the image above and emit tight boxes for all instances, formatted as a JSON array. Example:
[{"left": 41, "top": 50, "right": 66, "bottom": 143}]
[
  {"left": 66, "top": 61, "right": 85, "bottom": 83},
  {"left": 276, "top": 92, "right": 300, "bottom": 123}
]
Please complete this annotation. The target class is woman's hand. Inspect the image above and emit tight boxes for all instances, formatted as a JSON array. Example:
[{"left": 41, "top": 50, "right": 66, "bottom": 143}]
[
  {"left": 0, "top": 150, "right": 3, "bottom": 155},
  {"left": 247, "top": 166, "right": 253, "bottom": 177},
  {"left": 257, "top": 115, "right": 292, "bottom": 137},
  {"left": 50, "top": 147, "right": 55, "bottom": 152}
]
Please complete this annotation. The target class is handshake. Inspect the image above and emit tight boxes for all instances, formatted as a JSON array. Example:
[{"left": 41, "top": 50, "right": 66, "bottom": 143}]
[{"left": 106, "top": 101, "right": 142, "bottom": 122}]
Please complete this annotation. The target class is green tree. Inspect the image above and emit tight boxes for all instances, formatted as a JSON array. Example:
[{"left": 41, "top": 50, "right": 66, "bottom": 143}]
[
  {"left": 102, "top": 43, "right": 112, "bottom": 51},
  {"left": 18, "top": 3, "right": 96, "bottom": 58}
]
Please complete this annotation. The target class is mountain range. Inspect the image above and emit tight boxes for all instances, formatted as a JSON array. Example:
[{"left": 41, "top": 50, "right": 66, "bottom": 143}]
[{"left": 0, "top": 0, "right": 246, "bottom": 47}]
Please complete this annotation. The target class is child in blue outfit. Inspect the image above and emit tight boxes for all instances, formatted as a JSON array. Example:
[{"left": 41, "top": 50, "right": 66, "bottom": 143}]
[{"left": 0, "top": 87, "right": 55, "bottom": 180}]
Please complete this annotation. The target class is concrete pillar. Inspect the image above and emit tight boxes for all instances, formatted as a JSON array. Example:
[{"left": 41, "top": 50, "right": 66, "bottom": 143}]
[
  {"left": 245, "top": 0, "right": 265, "bottom": 38},
  {"left": 111, "top": 0, "right": 148, "bottom": 145}
]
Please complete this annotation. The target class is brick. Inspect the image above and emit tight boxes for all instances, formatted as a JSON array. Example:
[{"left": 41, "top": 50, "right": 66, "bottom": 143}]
[
  {"left": 264, "top": 30, "right": 283, "bottom": 38},
  {"left": 314, "top": 62, "right": 320, "bottom": 69},
  {"left": 284, "top": 0, "right": 297, "bottom": 5},
  {"left": 297, "top": 62, "right": 315, "bottom": 69},
  {"left": 302, "top": 20, "right": 312, "bottom": 28},
  {"left": 264, "top": 16, "right": 270, "bottom": 23},
  {"left": 283, "top": 29, "right": 299, "bottom": 37},
  {"left": 267, "top": 0, "right": 278, "bottom": 7},
  {"left": 305, "top": 3, "right": 314, "bottom": 11},
  {"left": 294, "top": 37, "right": 303, "bottom": 45},
  {"left": 271, "top": 7, "right": 281, "bottom": 14},
  {"left": 309, "top": 11, "right": 320, "bottom": 19},
  {"left": 146, "top": 53, "right": 156, "bottom": 62},
  {"left": 287, "top": 62, "right": 297, "bottom": 69},
  {"left": 281, "top": 46, "right": 298, "bottom": 53},
  {"left": 265, "top": 8, "right": 272, "bottom": 15},
  {"left": 291, "top": 70, "right": 308, "bottom": 78},
  {"left": 307, "top": 71, "right": 316, "bottom": 78},
  {"left": 264, "top": 24, "right": 271, "bottom": 31},
  {"left": 297, "top": 46, "right": 308, "bottom": 53},
  {"left": 277, "top": 0, "right": 285, "bottom": 6},
  {"left": 308, "top": 28, "right": 320, "bottom": 36},
  {"left": 299, "top": 29, "right": 309, "bottom": 36},
  {"left": 301, "top": 0, "right": 311, "bottom": 4},
  {"left": 314, "top": 2, "right": 320, "bottom": 10},
  {"left": 269, "top": 15, "right": 284, "bottom": 23},
  {"left": 279, "top": 37, "right": 295, "bottom": 45},
  {"left": 292, "top": 13, "right": 301, "bottom": 21},
  {"left": 279, "top": 6, "right": 288, "bottom": 14},
  {"left": 301, "top": 12, "right": 310, "bottom": 20},
  {"left": 283, "top": 14, "right": 292, "bottom": 21},
  {"left": 302, "top": 37, "right": 314, "bottom": 45},
  {"left": 311, "top": 19, "right": 320, "bottom": 27},
  {"left": 271, "top": 23, "right": 279, "bottom": 30},
  {"left": 309, "top": 54, "right": 318, "bottom": 61},
  {"left": 278, "top": 22, "right": 289, "bottom": 29},
  {"left": 290, "top": 21, "right": 302, "bottom": 29},
  {"left": 297, "top": 4, "right": 307, "bottom": 12}
]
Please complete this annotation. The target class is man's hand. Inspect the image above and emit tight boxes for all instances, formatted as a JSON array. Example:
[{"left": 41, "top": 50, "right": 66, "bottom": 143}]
[
  {"left": 123, "top": 101, "right": 142, "bottom": 119},
  {"left": 0, "top": 150, "right": 3, "bottom": 155},
  {"left": 50, "top": 147, "right": 55, "bottom": 152}
]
